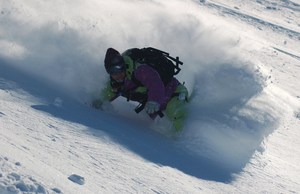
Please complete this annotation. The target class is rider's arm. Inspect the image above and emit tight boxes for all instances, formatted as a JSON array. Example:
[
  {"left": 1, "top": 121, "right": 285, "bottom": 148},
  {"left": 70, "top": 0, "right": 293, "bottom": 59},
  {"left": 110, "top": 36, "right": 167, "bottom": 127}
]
[
  {"left": 134, "top": 64, "right": 166, "bottom": 106},
  {"left": 92, "top": 80, "right": 118, "bottom": 109}
]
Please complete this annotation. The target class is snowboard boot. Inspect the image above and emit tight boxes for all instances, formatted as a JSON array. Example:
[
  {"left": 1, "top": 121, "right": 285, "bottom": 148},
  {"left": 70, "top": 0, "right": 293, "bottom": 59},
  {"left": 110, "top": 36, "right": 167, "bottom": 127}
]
[{"left": 165, "top": 84, "right": 188, "bottom": 132}]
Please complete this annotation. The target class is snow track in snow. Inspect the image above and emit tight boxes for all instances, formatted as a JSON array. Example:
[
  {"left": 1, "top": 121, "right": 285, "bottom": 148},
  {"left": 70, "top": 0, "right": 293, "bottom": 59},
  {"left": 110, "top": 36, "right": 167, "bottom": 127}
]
[{"left": 202, "top": 0, "right": 300, "bottom": 39}]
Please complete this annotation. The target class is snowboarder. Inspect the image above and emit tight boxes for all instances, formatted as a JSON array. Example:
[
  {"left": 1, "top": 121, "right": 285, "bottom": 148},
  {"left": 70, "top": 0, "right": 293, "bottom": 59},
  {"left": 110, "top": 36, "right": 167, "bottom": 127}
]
[{"left": 92, "top": 47, "right": 188, "bottom": 131}]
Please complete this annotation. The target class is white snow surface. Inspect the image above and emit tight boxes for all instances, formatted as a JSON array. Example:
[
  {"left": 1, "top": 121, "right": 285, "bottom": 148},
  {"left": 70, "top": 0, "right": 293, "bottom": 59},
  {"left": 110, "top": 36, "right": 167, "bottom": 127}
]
[{"left": 1, "top": 0, "right": 300, "bottom": 193}]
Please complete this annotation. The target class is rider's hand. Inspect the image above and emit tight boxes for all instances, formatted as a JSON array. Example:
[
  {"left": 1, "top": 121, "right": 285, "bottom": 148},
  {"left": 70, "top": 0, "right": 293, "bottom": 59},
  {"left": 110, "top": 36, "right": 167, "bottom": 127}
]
[{"left": 145, "top": 101, "right": 160, "bottom": 114}]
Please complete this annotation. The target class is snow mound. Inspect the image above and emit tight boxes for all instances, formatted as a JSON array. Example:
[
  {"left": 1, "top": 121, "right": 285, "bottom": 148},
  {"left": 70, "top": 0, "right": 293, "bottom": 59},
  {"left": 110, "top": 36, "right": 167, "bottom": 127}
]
[
  {"left": 0, "top": 156, "right": 50, "bottom": 194},
  {"left": 68, "top": 174, "right": 85, "bottom": 185}
]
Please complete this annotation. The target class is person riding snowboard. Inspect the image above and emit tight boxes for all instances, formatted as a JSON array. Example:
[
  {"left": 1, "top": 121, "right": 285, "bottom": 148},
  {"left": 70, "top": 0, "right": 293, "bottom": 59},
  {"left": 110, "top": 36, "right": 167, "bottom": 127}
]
[{"left": 92, "top": 47, "right": 188, "bottom": 131}]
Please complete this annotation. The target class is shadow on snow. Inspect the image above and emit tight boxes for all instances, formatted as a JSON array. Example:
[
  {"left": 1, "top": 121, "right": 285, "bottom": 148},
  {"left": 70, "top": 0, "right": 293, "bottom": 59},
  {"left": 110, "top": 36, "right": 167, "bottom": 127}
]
[{"left": 1, "top": 56, "right": 278, "bottom": 183}]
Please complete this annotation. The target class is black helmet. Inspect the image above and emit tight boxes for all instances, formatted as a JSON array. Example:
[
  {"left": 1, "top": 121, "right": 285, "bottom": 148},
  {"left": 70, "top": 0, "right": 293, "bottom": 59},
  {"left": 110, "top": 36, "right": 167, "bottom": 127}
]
[{"left": 104, "top": 48, "right": 126, "bottom": 74}]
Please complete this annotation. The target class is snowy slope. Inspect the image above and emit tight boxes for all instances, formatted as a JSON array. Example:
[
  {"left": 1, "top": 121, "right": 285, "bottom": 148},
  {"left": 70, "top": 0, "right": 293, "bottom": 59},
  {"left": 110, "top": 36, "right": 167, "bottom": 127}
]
[{"left": 1, "top": 0, "right": 300, "bottom": 193}]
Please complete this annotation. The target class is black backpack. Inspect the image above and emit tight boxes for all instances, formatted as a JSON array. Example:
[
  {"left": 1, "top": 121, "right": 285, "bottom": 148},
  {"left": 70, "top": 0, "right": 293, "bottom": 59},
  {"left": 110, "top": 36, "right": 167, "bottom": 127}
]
[{"left": 123, "top": 47, "right": 183, "bottom": 85}]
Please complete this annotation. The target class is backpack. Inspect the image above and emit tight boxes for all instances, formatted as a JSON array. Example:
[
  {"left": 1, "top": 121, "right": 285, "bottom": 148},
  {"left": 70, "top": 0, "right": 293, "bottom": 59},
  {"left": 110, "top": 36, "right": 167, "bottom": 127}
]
[{"left": 122, "top": 47, "right": 183, "bottom": 85}]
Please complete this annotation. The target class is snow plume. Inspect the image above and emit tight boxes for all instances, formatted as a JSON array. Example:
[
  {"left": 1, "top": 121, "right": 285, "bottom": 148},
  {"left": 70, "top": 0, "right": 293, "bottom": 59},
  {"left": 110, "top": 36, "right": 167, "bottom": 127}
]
[
  {"left": 0, "top": 0, "right": 236, "bottom": 101},
  {"left": 179, "top": 56, "right": 295, "bottom": 170},
  {"left": 0, "top": 0, "right": 290, "bottom": 172}
]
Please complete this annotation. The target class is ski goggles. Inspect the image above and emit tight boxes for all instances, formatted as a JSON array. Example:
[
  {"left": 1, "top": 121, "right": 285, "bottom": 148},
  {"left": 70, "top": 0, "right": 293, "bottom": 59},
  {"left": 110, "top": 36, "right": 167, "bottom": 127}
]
[
  {"left": 108, "top": 57, "right": 126, "bottom": 75},
  {"left": 108, "top": 65, "right": 125, "bottom": 75}
]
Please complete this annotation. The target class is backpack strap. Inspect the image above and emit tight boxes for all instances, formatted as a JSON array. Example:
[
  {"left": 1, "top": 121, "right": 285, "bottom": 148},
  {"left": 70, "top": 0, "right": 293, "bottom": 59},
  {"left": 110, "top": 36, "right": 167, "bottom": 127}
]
[
  {"left": 122, "top": 55, "right": 135, "bottom": 80},
  {"left": 122, "top": 54, "right": 144, "bottom": 85}
]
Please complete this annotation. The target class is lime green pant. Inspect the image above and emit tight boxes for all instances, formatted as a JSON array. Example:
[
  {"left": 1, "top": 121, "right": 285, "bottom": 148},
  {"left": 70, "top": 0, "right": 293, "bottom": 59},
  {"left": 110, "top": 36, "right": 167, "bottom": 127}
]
[{"left": 165, "top": 84, "right": 188, "bottom": 131}]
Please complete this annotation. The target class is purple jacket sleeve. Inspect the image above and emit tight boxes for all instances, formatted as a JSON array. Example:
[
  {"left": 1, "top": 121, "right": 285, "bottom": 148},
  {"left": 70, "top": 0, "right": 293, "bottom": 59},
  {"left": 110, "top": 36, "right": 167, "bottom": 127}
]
[{"left": 134, "top": 64, "right": 166, "bottom": 106}]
